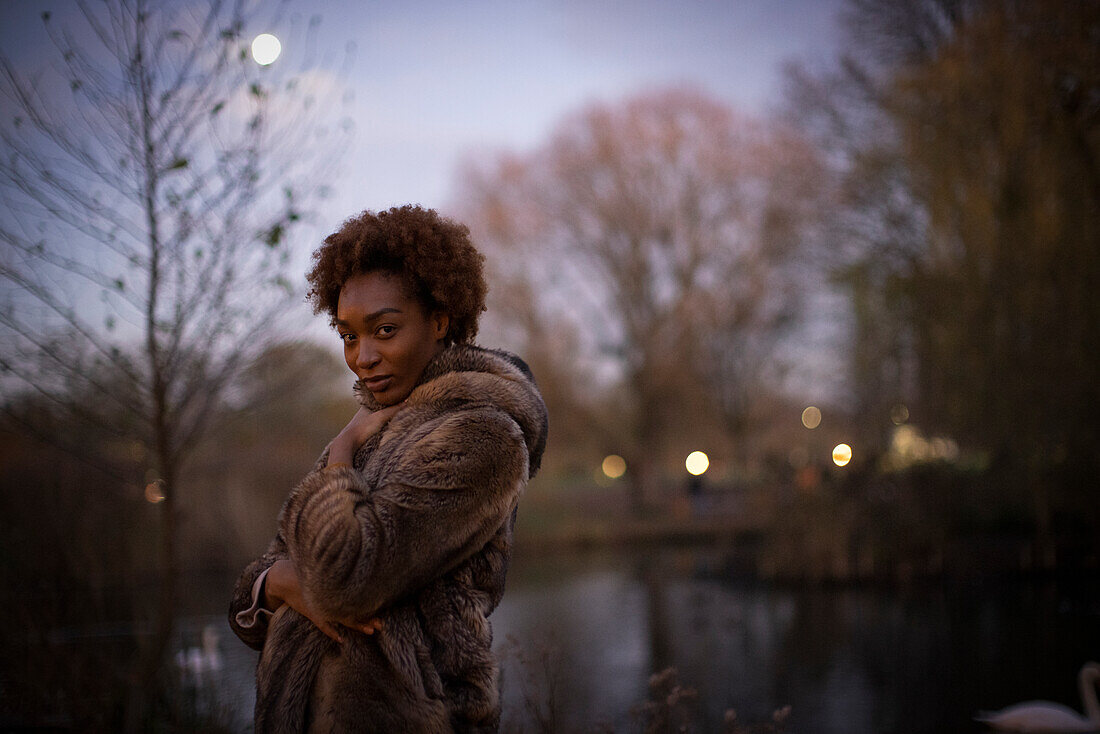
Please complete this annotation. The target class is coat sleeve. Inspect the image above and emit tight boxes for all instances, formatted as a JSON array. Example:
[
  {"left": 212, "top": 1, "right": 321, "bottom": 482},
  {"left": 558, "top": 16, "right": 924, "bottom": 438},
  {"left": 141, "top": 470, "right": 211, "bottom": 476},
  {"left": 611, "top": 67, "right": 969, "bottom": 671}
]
[
  {"left": 279, "top": 405, "right": 529, "bottom": 622},
  {"left": 227, "top": 532, "right": 288, "bottom": 651}
]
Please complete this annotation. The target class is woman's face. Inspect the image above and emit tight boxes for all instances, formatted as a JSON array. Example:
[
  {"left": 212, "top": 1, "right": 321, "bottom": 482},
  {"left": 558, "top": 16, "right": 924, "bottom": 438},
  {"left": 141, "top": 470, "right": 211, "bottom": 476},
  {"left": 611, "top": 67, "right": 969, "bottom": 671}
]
[{"left": 335, "top": 271, "right": 449, "bottom": 405}]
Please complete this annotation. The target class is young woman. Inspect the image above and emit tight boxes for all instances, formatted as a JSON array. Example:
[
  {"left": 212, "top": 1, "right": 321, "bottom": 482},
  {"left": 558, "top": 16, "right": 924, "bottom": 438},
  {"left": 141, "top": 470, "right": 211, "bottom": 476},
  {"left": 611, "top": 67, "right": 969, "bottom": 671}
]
[{"left": 228, "top": 205, "right": 548, "bottom": 733}]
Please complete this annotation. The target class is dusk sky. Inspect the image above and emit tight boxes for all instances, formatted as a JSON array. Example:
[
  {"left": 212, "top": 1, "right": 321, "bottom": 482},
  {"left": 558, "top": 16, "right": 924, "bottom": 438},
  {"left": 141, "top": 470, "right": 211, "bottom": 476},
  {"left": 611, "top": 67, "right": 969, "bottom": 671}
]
[
  {"left": 0, "top": 0, "right": 847, "bottom": 220},
  {"left": 0, "top": 0, "right": 851, "bottom": 395}
]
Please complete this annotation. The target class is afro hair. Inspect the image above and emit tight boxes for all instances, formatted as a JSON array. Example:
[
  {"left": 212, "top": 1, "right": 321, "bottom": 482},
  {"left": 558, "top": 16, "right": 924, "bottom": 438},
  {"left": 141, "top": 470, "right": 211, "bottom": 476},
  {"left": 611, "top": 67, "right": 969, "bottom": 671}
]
[{"left": 306, "top": 205, "right": 487, "bottom": 345}]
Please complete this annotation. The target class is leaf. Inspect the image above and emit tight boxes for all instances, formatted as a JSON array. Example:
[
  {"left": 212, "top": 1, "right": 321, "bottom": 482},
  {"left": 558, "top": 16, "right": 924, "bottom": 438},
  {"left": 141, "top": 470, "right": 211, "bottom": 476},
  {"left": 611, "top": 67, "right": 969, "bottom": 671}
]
[
  {"left": 164, "top": 157, "right": 189, "bottom": 172},
  {"left": 41, "top": 11, "right": 50, "bottom": 22},
  {"left": 113, "top": 278, "right": 125, "bottom": 291},
  {"left": 211, "top": 101, "right": 225, "bottom": 116},
  {"left": 105, "top": 316, "right": 116, "bottom": 331},
  {"left": 262, "top": 223, "right": 285, "bottom": 247},
  {"left": 71, "top": 80, "right": 82, "bottom": 92},
  {"left": 249, "top": 83, "right": 265, "bottom": 98}
]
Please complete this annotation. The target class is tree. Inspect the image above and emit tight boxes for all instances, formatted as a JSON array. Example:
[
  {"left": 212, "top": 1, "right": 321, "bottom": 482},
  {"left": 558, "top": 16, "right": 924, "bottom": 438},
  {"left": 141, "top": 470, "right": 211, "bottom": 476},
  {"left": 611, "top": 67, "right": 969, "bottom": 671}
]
[
  {"left": 786, "top": 0, "right": 1100, "bottom": 560},
  {"left": 0, "top": 0, "right": 350, "bottom": 718},
  {"left": 893, "top": 1, "right": 1100, "bottom": 558},
  {"left": 459, "top": 88, "right": 822, "bottom": 512}
]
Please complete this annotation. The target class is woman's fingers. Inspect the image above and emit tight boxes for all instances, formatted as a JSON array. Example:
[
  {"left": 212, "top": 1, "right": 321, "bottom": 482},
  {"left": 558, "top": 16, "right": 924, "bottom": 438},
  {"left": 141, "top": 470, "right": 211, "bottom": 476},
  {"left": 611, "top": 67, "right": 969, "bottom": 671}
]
[
  {"left": 314, "top": 617, "right": 344, "bottom": 643},
  {"left": 354, "top": 617, "right": 384, "bottom": 635},
  {"left": 336, "top": 617, "right": 383, "bottom": 636}
]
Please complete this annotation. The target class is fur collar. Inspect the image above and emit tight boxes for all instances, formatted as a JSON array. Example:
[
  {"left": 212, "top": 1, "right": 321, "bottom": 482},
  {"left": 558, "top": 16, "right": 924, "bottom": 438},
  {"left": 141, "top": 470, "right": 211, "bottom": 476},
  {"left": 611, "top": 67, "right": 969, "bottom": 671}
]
[{"left": 352, "top": 343, "right": 548, "bottom": 477}]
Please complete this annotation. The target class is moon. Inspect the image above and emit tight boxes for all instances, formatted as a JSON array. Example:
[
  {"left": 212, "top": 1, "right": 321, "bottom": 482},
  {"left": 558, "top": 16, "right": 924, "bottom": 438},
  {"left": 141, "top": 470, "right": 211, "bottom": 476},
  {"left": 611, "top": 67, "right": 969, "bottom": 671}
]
[{"left": 251, "top": 33, "right": 282, "bottom": 66}]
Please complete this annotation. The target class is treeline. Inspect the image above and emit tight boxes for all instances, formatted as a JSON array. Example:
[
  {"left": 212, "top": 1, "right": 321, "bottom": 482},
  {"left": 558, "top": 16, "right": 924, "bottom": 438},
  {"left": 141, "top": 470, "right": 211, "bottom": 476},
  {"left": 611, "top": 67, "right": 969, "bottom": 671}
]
[{"left": 455, "top": 0, "right": 1100, "bottom": 563}]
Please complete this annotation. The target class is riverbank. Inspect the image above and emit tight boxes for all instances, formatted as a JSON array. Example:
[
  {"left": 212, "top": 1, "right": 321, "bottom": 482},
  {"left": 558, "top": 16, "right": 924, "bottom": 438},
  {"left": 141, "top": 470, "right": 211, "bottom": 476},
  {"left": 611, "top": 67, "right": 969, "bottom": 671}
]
[{"left": 514, "top": 470, "right": 1100, "bottom": 585}]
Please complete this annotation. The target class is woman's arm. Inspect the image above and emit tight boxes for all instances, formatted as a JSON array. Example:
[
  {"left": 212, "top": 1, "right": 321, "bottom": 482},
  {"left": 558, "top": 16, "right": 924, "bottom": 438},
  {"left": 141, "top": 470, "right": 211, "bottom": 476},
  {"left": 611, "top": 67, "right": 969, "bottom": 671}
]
[
  {"left": 263, "top": 559, "right": 384, "bottom": 641},
  {"left": 227, "top": 406, "right": 400, "bottom": 646},
  {"left": 227, "top": 533, "right": 288, "bottom": 650},
  {"left": 280, "top": 404, "right": 529, "bottom": 622},
  {"left": 326, "top": 404, "right": 402, "bottom": 467}
]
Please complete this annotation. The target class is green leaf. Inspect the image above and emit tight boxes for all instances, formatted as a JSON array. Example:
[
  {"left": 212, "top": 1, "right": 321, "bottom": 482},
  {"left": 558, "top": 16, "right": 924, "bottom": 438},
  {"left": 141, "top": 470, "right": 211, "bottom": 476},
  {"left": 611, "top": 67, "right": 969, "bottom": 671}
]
[
  {"left": 263, "top": 223, "right": 285, "bottom": 247},
  {"left": 211, "top": 101, "right": 225, "bottom": 116},
  {"left": 164, "top": 157, "right": 189, "bottom": 172},
  {"left": 113, "top": 278, "right": 125, "bottom": 291}
]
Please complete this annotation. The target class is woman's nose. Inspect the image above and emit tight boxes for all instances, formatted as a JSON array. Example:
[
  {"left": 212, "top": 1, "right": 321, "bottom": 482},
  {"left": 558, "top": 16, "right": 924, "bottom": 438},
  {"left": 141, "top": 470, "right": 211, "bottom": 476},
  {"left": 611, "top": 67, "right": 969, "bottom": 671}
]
[{"left": 356, "top": 342, "right": 381, "bottom": 370}]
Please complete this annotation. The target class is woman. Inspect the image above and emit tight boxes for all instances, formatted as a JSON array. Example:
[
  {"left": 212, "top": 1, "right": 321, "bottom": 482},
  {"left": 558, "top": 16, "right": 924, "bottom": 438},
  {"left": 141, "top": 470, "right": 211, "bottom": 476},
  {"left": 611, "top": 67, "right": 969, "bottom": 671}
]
[{"left": 228, "top": 205, "right": 548, "bottom": 733}]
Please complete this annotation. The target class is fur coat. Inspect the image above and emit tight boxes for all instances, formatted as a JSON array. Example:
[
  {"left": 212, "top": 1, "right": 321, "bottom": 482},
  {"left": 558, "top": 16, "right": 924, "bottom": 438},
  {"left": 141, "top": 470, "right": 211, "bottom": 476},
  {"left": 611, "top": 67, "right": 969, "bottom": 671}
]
[{"left": 228, "top": 344, "right": 548, "bottom": 733}]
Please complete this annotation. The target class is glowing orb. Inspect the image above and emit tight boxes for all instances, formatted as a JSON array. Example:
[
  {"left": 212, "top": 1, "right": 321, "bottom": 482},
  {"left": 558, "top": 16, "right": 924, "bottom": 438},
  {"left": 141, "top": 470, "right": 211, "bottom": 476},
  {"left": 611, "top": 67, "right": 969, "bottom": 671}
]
[
  {"left": 144, "top": 481, "right": 165, "bottom": 503},
  {"left": 801, "top": 406, "right": 822, "bottom": 429},
  {"left": 890, "top": 403, "right": 910, "bottom": 425},
  {"left": 685, "top": 451, "right": 710, "bottom": 476},
  {"left": 601, "top": 454, "right": 626, "bottom": 479},
  {"left": 832, "top": 443, "right": 853, "bottom": 467},
  {"left": 251, "top": 33, "right": 282, "bottom": 65}
]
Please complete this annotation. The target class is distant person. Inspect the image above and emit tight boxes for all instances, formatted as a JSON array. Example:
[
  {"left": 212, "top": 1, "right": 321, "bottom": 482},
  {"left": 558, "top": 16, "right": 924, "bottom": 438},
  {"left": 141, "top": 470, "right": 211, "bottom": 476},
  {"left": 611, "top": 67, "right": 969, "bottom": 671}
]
[{"left": 228, "top": 205, "right": 548, "bottom": 732}]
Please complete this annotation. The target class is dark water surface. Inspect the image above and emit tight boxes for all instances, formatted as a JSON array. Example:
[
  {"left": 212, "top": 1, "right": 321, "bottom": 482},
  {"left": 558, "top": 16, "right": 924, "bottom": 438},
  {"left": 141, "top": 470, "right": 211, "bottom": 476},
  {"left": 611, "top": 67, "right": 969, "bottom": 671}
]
[{"left": 185, "top": 546, "right": 1100, "bottom": 733}]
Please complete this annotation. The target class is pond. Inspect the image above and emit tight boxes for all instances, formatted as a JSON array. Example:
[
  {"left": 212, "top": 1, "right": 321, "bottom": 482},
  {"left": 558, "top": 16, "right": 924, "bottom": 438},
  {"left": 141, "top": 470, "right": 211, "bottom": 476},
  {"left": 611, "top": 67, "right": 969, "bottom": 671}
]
[{"left": 182, "top": 545, "right": 1100, "bottom": 733}]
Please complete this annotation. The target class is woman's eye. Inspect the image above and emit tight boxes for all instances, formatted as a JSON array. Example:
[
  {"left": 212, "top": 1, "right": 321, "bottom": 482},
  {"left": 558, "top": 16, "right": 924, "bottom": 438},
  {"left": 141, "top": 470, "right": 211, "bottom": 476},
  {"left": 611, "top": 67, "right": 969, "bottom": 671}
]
[
  {"left": 339, "top": 333, "right": 355, "bottom": 344},
  {"left": 377, "top": 325, "right": 397, "bottom": 338}
]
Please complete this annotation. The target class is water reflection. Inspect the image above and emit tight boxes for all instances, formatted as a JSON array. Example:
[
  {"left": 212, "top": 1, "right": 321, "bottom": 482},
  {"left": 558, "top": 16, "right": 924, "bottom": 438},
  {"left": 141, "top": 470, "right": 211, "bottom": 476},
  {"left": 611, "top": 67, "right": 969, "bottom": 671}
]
[{"left": 183, "top": 548, "right": 1099, "bottom": 733}]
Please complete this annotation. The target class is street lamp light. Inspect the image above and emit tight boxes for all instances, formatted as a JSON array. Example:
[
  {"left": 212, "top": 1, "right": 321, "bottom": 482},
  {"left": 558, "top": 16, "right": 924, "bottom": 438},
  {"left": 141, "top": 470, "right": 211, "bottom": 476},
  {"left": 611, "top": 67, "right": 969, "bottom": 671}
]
[{"left": 685, "top": 451, "right": 709, "bottom": 476}]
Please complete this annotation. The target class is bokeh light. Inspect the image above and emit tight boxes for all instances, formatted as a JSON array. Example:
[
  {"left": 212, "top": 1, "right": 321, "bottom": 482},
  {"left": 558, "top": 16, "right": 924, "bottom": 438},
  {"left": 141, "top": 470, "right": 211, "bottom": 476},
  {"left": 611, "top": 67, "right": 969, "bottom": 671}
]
[
  {"left": 890, "top": 403, "right": 910, "bottom": 425},
  {"left": 144, "top": 481, "right": 165, "bottom": 503},
  {"left": 685, "top": 451, "right": 710, "bottom": 476},
  {"left": 832, "top": 443, "right": 852, "bottom": 467},
  {"left": 601, "top": 454, "right": 626, "bottom": 479},
  {"left": 801, "top": 406, "right": 822, "bottom": 429},
  {"left": 251, "top": 33, "right": 282, "bottom": 65}
]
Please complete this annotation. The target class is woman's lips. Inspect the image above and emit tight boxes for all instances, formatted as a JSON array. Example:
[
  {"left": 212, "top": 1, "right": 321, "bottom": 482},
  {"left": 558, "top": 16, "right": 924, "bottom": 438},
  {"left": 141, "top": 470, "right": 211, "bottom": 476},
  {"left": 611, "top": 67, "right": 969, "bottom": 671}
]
[{"left": 364, "top": 375, "right": 393, "bottom": 393}]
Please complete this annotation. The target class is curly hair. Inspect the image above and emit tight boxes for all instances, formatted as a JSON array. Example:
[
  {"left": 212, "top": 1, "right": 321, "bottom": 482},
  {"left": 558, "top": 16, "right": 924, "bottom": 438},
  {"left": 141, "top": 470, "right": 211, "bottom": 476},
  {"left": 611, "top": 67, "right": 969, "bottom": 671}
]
[{"left": 306, "top": 205, "right": 487, "bottom": 345}]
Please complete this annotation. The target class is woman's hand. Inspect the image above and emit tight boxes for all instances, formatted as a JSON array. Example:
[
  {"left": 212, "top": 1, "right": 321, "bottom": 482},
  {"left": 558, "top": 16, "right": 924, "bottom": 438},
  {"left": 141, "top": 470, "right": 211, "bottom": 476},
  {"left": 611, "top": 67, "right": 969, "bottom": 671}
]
[
  {"left": 264, "top": 559, "right": 383, "bottom": 642},
  {"left": 327, "top": 404, "right": 404, "bottom": 467}
]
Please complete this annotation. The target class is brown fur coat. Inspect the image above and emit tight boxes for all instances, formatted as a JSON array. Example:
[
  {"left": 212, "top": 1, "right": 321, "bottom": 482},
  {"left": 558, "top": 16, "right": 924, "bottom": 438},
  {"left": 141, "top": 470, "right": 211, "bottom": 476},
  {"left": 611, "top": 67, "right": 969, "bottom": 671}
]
[{"left": 228, "top": 345, "right": 548, "bottom": 733}]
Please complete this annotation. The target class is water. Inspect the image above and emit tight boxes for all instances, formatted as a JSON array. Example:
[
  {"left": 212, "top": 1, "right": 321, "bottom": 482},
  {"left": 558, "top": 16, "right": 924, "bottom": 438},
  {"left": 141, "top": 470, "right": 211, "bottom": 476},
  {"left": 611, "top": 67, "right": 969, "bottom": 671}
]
[{"left": 188, "top": 546, "right": 1100, "bottom": 733}]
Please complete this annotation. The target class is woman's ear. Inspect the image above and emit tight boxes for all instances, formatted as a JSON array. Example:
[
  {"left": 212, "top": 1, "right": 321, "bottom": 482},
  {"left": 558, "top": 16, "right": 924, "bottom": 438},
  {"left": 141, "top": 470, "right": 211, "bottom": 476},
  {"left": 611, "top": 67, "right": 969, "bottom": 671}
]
[{"left": 432, "top": 312, "right": 449, "bottom": 341}]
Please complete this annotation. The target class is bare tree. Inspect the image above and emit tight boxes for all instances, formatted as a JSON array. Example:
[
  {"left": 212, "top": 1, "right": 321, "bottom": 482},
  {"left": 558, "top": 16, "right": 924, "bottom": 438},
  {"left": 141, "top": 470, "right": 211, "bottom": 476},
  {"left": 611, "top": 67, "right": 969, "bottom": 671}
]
[
  {"left": 459, "top": 88, "right": 822, "bottom": 512},
  {"left": 0, "top": 0, "right": 350, "bottom": 715}
]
